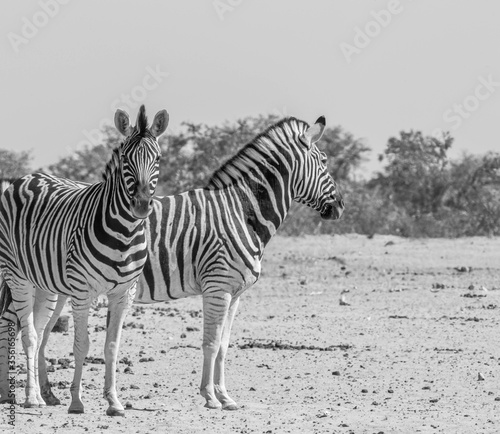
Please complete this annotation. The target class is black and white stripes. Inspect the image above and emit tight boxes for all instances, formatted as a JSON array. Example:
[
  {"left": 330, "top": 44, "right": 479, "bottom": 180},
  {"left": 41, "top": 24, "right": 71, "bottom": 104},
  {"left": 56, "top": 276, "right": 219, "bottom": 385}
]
[
  {"left": 0, "top": 105, "right": 168, "bottom": 415},
  {"left": 135, "top": 116, "right": 344, "bottom": 409}
]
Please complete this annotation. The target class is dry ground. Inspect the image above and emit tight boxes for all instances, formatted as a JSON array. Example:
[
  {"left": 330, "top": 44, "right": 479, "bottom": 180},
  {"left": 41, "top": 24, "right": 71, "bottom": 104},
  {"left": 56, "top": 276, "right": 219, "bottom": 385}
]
[{"left": 2, "top": 234, "right": 500, "bottom": 433}]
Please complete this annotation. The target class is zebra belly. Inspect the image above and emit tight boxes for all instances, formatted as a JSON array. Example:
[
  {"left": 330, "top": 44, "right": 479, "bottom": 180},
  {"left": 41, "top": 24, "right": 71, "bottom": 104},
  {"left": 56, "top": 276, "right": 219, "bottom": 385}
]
[{"left": 134, "top": 257, "right": 200, "bottom": 303}]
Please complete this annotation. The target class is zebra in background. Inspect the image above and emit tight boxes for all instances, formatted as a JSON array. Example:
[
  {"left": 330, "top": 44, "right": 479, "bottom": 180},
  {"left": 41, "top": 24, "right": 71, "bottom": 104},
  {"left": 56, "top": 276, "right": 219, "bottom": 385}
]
[
  {"left": 0, "top": 105, "right": 168, "bottom": 416},
  {"left": 31, "top": 115, "right": 345, "bottom": 410}
]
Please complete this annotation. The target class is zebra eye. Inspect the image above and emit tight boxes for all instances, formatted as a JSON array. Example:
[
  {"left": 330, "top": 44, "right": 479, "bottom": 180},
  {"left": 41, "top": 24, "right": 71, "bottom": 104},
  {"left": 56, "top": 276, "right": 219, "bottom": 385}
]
[{"left": 122, "top": 155, "right": 129, "bottom": 164}]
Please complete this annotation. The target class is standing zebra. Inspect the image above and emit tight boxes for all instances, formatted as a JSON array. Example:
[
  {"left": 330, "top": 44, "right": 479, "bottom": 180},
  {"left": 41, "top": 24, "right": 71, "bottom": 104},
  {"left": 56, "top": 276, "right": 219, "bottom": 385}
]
[
  {"left": 0, "top": 105, "right": 168, "bottom": 416},
  {"left": 22, "top": 115, "right": 344, "bottom": 410}
]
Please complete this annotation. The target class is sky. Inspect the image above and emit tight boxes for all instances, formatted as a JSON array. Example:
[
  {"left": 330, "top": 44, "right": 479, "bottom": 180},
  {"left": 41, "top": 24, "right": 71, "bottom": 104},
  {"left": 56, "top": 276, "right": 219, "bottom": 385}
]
[{"left": 1, "top": 0, "right": 499, "bottom": 176}]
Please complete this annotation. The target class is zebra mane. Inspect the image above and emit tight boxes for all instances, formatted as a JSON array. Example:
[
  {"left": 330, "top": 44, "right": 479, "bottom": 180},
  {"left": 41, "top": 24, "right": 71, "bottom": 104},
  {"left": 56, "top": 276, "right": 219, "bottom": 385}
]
[
  {"left": 206, "top": 117, "right": 308, "bottom": 190},
  {"left": 136, "top": 105, "right": 149, "bottom": 137}
]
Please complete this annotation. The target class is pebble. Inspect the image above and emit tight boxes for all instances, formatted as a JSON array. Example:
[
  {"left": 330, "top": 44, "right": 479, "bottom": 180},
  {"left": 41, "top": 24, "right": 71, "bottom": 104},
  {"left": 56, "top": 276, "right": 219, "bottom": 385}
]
[{"left": 316, "top": 410, "right": 329, "bottom": 418}]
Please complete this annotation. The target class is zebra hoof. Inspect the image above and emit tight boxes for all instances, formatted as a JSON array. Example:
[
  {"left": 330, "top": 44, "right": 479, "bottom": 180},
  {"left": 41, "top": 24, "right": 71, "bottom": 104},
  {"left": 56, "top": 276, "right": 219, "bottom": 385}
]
[
  {"left": 222, "top": 402, "right": 239, "bottom": 411},
  {"left": 0, "top": 398, "right": 16, "bottom": 405},
  {"left": 68, "top": 407, "right": 85, "bottom": 414},
  {"left": 204, "top": 399, "right": 222, "bottom": 410},
  {"left": 68, "top": 402, "right": 85, "bottom": 414},
  {"left": 106, "top": 406, "right": 125, "bottom": 417},
  {"left": 42, "top": 390, "right": 61, "bottom": 406}
]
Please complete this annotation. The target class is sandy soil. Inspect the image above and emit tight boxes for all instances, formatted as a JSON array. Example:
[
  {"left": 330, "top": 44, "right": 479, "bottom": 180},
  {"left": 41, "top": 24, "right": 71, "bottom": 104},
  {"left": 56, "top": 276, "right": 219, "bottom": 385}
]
[{"left": 2, "top": 234, "right": 500, "bottom": 434}]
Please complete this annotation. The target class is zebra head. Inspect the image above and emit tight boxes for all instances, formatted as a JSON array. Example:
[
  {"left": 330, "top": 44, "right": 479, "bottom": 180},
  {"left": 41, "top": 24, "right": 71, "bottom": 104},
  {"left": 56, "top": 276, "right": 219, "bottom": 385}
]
[
  {"left": 114, "top": 105, "right": 169, "bottom": 219},
  {"left": 293, "top": 116, "right": 345, "bottom": 220}
]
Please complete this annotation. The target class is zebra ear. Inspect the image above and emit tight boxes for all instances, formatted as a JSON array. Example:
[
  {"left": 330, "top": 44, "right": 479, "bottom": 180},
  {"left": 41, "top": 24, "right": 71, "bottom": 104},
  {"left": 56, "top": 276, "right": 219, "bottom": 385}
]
[
  {"left": 150, "top": 110, "right": 169, "bottom": 138},
  {"left": 302, "top": 116, "right": 326, "bottom": 147},
  {"left": 114, "top": 109, "right": 132, "bottom": 136}
]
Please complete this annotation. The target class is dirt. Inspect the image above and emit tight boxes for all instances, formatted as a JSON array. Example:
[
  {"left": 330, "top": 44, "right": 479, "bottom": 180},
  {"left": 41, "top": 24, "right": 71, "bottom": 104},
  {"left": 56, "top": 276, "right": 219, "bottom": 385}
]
[{"left": 2, "top": 234, "right": 500, "bottom": 433}]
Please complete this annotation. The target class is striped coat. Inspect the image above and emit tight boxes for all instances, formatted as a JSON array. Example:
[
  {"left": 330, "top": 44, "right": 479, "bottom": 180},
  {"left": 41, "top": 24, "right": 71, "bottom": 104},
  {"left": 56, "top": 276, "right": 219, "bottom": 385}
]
[
  {"left": 0, "top": 106, "right": 168, "bottom": 416},
  {"left": 4, "top": 115, "right": 344, "bottom": 410}
]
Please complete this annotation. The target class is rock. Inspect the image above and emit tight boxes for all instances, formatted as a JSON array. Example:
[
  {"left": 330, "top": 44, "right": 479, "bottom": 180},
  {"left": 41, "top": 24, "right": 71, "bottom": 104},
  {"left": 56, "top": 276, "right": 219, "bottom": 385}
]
[
  {"left": 51, "top": 316, "right": 69, "bottom": 333},
  {"left": 125, "top": 402, "right": 132, "bottom": 409},
  {"left": 339, "top": 295, "right": 350, "bottom": 306},
  {"left": 316, "top": 410, "right": 330, "bottom": 418},
  {"left": 478, "top": 372, "right": 485, "bottom": 381}
]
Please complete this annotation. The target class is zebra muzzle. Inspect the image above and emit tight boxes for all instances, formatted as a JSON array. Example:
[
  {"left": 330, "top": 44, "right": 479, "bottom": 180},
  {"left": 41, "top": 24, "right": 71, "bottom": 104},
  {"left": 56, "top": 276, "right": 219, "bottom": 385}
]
[
  {"left": 130, "top": 194, "right": 153, "bottom": 219},
  {"left": 320, "top": 197, "right": 345, "bottom": 220}
]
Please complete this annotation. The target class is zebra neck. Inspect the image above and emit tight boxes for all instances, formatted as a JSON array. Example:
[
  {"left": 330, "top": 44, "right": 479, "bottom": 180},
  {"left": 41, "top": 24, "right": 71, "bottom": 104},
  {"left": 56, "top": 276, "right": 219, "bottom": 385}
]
[
  {"left": 236, "top": 173, "right": 293, "bottom": 246},
  {"left": 100, "top": 170, "right": 143, "bottom": 232}
]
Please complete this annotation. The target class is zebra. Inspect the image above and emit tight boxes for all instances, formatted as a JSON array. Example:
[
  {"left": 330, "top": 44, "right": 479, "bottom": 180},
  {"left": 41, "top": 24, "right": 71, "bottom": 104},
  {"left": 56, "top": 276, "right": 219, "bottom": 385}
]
[
  {"left": 0, "top": 105, "right": 169, "bottom": 416},
  {"left": 13, "top": 115, "right": 345, "bottom": 410}
]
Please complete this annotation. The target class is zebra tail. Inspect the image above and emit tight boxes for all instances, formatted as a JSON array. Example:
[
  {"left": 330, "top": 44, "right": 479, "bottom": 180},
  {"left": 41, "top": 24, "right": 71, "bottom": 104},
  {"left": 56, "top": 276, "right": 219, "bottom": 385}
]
[{"left": 0, "top": 278, "right": 13, "bottom": 318}]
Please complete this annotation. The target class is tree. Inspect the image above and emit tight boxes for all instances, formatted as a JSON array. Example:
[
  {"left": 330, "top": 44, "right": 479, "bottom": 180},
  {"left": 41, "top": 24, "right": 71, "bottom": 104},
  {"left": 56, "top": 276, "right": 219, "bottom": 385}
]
[
  {"left": 372, "top": 130, "right": 454, "bottom": 217},
  {"left": 442, "top": 151, "right": 500, "bottom": 235},
  {"left": 0, "top": 148, "right": 32, "bottom": 180}
]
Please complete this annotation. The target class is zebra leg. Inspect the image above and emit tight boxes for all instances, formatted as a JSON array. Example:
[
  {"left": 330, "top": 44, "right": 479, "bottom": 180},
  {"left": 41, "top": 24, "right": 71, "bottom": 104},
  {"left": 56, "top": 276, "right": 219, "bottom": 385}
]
[
  {"left": 39, "top": 294, "right": 68, "bottom": 406},
  {"left": 103, "top": 286, "right": 135, "bottom": 416},
  {"left": 214, "top": 296, "right": 240, "bottom": 410},
  {"left": 10, "top": 283, "right": 41, "bottom": 407},
  {"left": 32, "top": 289, "right": 59, "bottom": 407},
  {"left": 0, "top": 306, "right": 18, "bottom": 404},
  {"left": 68, "top": 297, "right": 91, "bottom": 414},
  {"left": 200, "top": 290, "right": 231, "bottom": 409}
]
